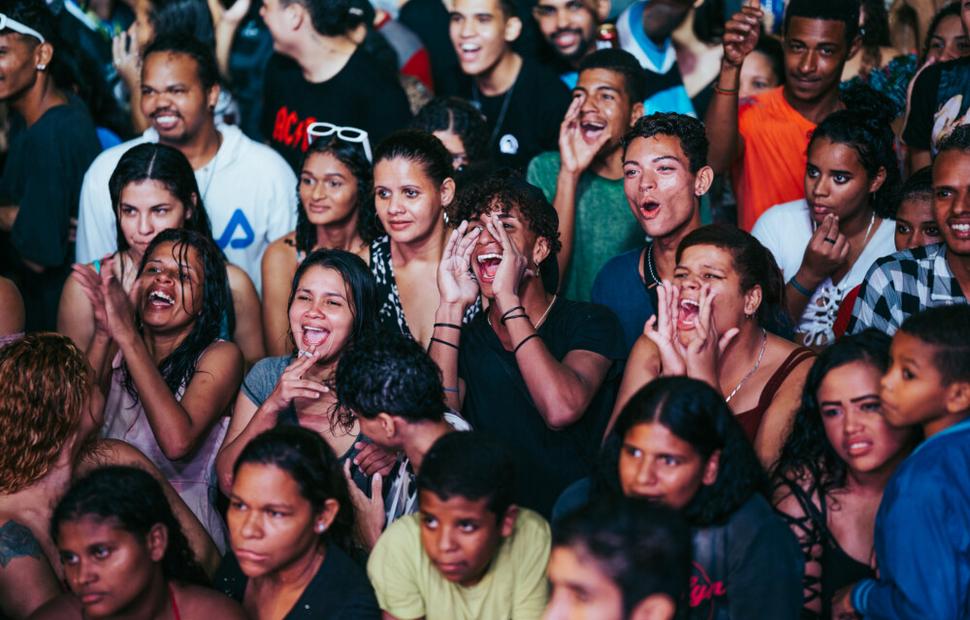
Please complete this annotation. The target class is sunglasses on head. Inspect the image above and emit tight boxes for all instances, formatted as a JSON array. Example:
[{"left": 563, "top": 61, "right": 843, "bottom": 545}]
[
  {"left": 306, "top": 122, "right": 372, "bottom": 163},
  {"left": 0, "top": 13, "right": 44, "bottom": 43}
]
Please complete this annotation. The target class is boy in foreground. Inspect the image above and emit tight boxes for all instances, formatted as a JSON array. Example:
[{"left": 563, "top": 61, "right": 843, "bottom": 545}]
[{"left": 367, "top": 431, "right": 551, "bottom": 620}]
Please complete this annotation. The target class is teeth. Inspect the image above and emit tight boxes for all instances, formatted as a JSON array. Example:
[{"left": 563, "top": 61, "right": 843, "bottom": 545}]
[
  {"left": 476, "top": 253, "right": 502, "bottom": 263},
  {"left": 680, "top": 300, "right": 699, "bottom": 309},
  {"left": 461, "top": 44, "right": 479, "bottom": 52},
  {"left": 952, "top": 223, "right": 970, "bottom": 232},
  {"left": 149, "top": 290, "right": 174, "bottom": 304},
  {"left": 303, "top": 326, "right": 325, "bottom": 332}
]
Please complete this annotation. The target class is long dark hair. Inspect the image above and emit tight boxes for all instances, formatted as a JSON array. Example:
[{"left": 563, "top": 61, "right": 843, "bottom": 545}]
[
  {"left": 287, "top": 249, "right": 379, "bottom": 354},
  {"left": 772, "top": 330, "right": 895, "bottom": 500},
  {"left": 122, "top": 229, "right": 232, "bottom": 400},
  {"left": 808, "top": 86, "right": 901, "bottom": 218},
  {"left": 51, "top": 466, "right": 208, "bottom": 586},
  {"left": 676, "top": 224, "right": 788, "bottom": 332},
  {"left": 232, "top": 426, "right": 357, "bottom": 555},
  {"left": 295, "top": 137, "right": 379, "bottom": 255},
  {"left": 109, "top": 143, "right": 214, "bottom": 255},
  {"left": 611, "top": 377, "right": 766, "bottom": 526}
]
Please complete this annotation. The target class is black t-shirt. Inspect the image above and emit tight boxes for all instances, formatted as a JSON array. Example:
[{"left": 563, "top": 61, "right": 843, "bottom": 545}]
[
  {"left": 261, "top": 48, "right": 412, "bottom": 171},
  {"left": 0, "top": 95, "right": 100, "bottom": 330},
  {"left": 468, "top": 58, "right": 571, "bottom": 171},
  {"left": 903, "top": 55, "right": 970, "bottom": 153},
  {"left": 458, "top": 298, "right": 625, "bottom": 517},
  {"left": 215, "top": 544, "right": 380, "bottom": 619}
]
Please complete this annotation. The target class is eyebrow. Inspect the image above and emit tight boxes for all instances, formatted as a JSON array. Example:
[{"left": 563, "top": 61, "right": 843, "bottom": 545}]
[
  {"left": 145, "top": 258, "right": 197, "bottom": 273},
  {"left": 120, "top": 202, "right": 171, "bottom": 209},
  {"left": 295, "top": 287, "right": 347, "bottom": 299},
  {"left": 849, "top": 394, "right": 880, "bottom": 403}
]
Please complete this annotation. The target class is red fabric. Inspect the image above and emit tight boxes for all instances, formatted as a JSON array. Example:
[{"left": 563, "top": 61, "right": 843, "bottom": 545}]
[
  {"left": 402, "top": 48, "right": 434, "bottom": 91},
  {"left": 833, "top": 284, "right": 862, "bottom": 339}
]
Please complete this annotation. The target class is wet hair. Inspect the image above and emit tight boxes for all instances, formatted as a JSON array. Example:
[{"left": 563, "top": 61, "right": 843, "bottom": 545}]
[
  {"left": 923, "top": 2, "right": 963, "bottom": 63},
  {"left": 122, "top": 229, "right": 232, "bottom": 401},
  {"left": 899, "top": 305, "right": 970, "bottom": 384},
  {"left": 142, "top": 33, "right": 220, "bottom": 93},
  {"left": 888, "top": 167, "right": 933, "bottom": 220},
  {"left": 335, "top": 330, "right": 446, "bottom": 427},
  {"left": 51, "top": 466, "right": 208, "bottom": 586},
  {"left": 417, "top": 431, "right": 516, "bottom": 520},
  {"left": 295, "top": 136, "right": 379, "bottom": 255},
  {"left": 281, "top": 0, "right": 368, "bottom": 37},
  {"left": 936, "top": 123, "right": 970, "bottom": 155},
  {"left": 553, "top": 497, "right": 691, "bottom": 616},
  {"left": 784, "top": 0, "right": 860, "bottom": 43},
  {"left": 411, "top": 97, "right": 490, "bottom": 171},
  {"left": 233, "top": 426, "right": 357, "bottom": 554},
  {"left": 449, "top": 169, "right": 562, "bottom": 292},
  {"left": 808, "top": 86, "right": 901, "bottom": 218},
  {"left": 676, "top": 224, "right": 787, "bottom": 329},
  {"left": 374, "top": 129, "right": 455, "bottom": 187},
  {"left": 0, "top": 334, "right": 90, "bottom": 494},
  {"left": 287, "top": 249, "right": 379, "bottom": 354},
  {"left": 622, "top": 112, "right": 709, "bottom": 173},
  {"left": 146, "top": 0, "right": 215, "bottom": 49},
  {"left": 613, "top": 377, "right": 767, "bottom": 526},
  {"left": 109, "top": 142, "right": 214, "bottom": 255},
  {"left": 772, "top": 330, "right": 895, "bottom": 502},
  {"left": 752, "top": 35, "right": 786, "bottom": 87},
  {"left": 578, "top": 48, "right": 649, "bottom": 103}
]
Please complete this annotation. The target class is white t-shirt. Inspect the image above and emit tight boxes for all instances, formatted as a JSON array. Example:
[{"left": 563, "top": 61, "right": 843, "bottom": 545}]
[
  {"left": 752, "top": 199, "right": 896, "bottom": 346},
  {"left": 76, "top": 125, "right": 297, "bottom": 292}
]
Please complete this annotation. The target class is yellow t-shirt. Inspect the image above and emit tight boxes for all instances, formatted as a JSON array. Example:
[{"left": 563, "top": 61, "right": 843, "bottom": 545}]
[{"left": 366, "top": 509, "right": 551, "bottom": 620}]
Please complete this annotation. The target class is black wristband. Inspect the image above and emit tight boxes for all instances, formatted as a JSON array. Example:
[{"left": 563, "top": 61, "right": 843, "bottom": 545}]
[
  {"left": 513, "top": 333, "right": 540, "bottom": 354},
  {"left": 500, "top": 314, "right": 529, "bottom": 325},
  {"left": 500, "top": 305, "right": 525, "bottom": 321},
  {"left": 429, "top": 337, "right": 459, "bottom": 350},
  {"left": 433, "top": 322, "right": 462, "bottom": 330}
]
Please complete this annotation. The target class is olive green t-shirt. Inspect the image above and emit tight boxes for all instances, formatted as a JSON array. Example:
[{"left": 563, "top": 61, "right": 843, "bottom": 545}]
[
  {"left": 367, "top": 509, "right": 551, "bottom": 620},
  {"left": 527, "top": 151, "right": 644, "bottom": 302}
]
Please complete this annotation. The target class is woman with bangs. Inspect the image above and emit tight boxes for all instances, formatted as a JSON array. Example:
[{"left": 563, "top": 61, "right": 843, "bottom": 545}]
[
  {"left": 0, "top": 334, "right": 217, "bottom": 620},
  {"left": 611, "top": 224, "right": 814, "bottom": 467},
  {"left": 76, "top": 228, "right": 244, "bottom": 551},
  {"left": 261, "top": 135, "right": 379, "bottom": 356},
  {"left": 59, "top": 142, "right": 264, "bottom": 365},
  {"left": 772, "top": 331, "right": 917, "bottom": 619},
  {"left": 217, "top": 249, "right": 390, "bottom": 501}
]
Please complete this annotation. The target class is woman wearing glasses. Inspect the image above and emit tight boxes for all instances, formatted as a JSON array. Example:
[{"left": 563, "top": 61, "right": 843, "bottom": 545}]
[
  {"left": 371, "top": 129, "right": 479, "bottom": 347},
  {"left": 261, "top": 126, "right": 379, "bottom": 356}
]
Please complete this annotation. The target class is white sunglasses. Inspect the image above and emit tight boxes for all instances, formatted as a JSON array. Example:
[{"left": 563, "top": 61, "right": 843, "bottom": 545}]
[
  {"left": 306, "top": 122, "right": 372, "bottom": 162},
  {"left": 0, "top": 13, "right": 44, "bottom": 43}
]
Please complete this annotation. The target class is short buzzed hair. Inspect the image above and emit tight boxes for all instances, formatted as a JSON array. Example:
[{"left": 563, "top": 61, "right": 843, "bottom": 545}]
[
  {"left": 784, "top": 0, "right": 860, "bottom": 42},
  {"left": 579, "top": 48, "right": 648, "bottom": 103}
]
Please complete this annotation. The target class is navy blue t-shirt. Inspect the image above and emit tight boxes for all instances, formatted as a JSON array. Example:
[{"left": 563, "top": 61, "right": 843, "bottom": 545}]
[{"left": 591, "top": 247, "right": 657, "bottom": 353}]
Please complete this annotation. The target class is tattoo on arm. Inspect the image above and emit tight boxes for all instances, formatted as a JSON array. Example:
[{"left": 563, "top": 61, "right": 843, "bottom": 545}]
[{"left": 0, "top": 520, "right": 44, "bottom": 568}]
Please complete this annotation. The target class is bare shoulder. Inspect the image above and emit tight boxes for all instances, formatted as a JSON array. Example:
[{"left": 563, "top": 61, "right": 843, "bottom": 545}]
[
  {"left": 262, "top": 235, "right": 298, "bottom": 267},
  {"left": 175, "top": 583, "right": 247, "bottom": 619}
]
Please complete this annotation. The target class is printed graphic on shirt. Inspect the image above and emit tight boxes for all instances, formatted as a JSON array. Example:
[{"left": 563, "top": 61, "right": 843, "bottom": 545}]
[
  {"left": 271, "top": 105, "right": 316, "bottom": 156},
  {"left": 690, "top": 561, "right": 727, "bottom": 616},
  {"left": 217, "top": 209, "right": 256, "bottom": 250}
]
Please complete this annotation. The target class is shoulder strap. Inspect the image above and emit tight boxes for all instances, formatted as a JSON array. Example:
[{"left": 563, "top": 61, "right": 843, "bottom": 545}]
[{"left": 756, "top": 347, "right": 816, "bottom": 412}]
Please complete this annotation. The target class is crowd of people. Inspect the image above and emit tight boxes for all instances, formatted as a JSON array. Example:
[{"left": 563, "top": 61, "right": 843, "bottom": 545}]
[{"left": 1, "top": 0, "right": 969, "bottom": 617}]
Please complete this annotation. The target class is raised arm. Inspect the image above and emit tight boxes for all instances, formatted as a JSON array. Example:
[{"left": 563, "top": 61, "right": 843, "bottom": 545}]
[{"left": 705, "top": 0, "right": 762, "bottom": 174}]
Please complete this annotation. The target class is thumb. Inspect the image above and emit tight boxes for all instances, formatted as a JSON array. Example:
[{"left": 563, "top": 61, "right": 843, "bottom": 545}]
[{"left": 718, "top": 327, "right": 740, "bottom": 355}]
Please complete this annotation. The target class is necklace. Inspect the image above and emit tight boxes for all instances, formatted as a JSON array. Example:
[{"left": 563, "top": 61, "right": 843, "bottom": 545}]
[
  {"left": 724, "top": 328, "right": 767, "bottom": 403},
  {"left": 488, "top": 295, "right": 557, "bottom": 330},
  {"left": 861, "top": 211, "right": 877, "bottom": 247},
  {"left": 644, "top": 242, "right": 661, "bottom": 286}
]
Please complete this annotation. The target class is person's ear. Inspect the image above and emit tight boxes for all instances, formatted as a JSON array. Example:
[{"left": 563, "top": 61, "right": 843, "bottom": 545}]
[
  {"left": 440, "top": 177, "right": 456, "bottom": 208},
  {"left": 531, "top": 235, "right": 551, "bottom": 270},
  {"left": 629, "top": 101, "right": 645, "bottom": 125},
  {"left": 146, "top": 523, "right": 169, "bottom": 563},
  {"left": 593, "top": 0, "right": 610, "bottom": 22},
  {"left": 34, "top": 41, "right": 54, "bottom": 71},
  {"left": 376, "top": 412, "right": 398, "bottom": 439},
  {"left": 743, "top": 284, "right": 762, "bottom": 319},
  {"left": 867, "top": 166, "right": 887, "bottom": 194},
  {"left": 314, "top": 498, "right": 341, "bottom": 534},
  {"left": 944, "top": 381, "right": 970, "bottom": 415},
  {"left": 499, "top": 505, "right": 518, "bottom": 537},
  {"left": 846, "top": 34, "right": 862, "bottom": 61},
  {"left": 206, "top": 82, "right": 221, "bottom": 113},
  {"left": 504, "top": 15, "right": 523, "bottom": 42},
  {"left": 693, "top": 165, "right": 714, "bottom": 197},
  {"left": 701, "top": 449, "right": 720, "bottom": 486},
  {"left": 629, "top": 593, "right": 677, "bottom": 620}
]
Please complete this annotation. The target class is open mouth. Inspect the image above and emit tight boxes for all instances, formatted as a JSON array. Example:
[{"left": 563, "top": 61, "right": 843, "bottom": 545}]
[
  {"left": 458, "top": 43, "right": 481, "bottom": 62},
  {"left": 476, "top": 253, "right": 502, "bottom": 282},
  {"left": 639, "top": 200, "right": 661, "bottom": 218},
  {"left": 553, "top": 30, "right": 580, "bottom": 50},
  {"left": 301, "top": 325, "right": 330, "bottom": 349},
  {"left": 147, "top": 289, "right": 175, "bottom": 308},
  {"left": 580, "top": 119, "right": 607, "bottom": 142},
  {"left": 152, "top": 112, "right": 181, "bottom": 131},
  {"left": 845, "top": 439, "right": 873, "bottom": 457},
  {"left": 949, "top": 221, "right": 970, "bottom": 238},
  {"left": 678, "top": 299, "right": 699, "bottom": 327}
]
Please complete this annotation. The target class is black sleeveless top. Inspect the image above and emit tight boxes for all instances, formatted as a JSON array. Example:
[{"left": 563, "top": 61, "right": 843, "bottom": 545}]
[{"left": 776, "top": 479, "right": 874, "bottom": 619}]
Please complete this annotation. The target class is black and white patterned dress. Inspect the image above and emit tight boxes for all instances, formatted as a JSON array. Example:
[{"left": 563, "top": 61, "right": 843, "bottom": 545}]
[{"left": 369, "top": 235, "right": 480, "bottom": 338}]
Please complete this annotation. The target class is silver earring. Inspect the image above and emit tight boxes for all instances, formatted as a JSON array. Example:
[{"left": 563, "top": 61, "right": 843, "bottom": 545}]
[
  {"left": 316, "top": 524, "right": 326, "bottom": 533},
  {"left": 35, "top": 63, "right": 46, "bottom": 70}
]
